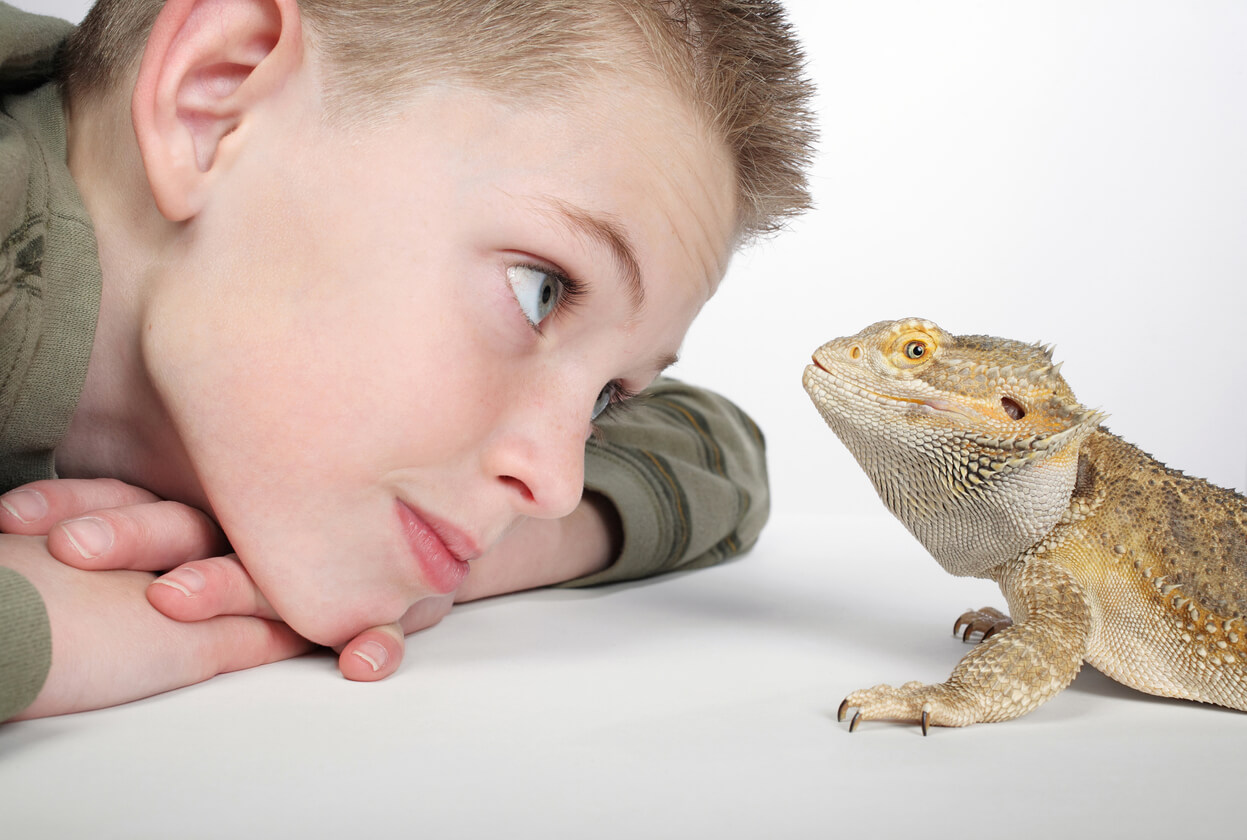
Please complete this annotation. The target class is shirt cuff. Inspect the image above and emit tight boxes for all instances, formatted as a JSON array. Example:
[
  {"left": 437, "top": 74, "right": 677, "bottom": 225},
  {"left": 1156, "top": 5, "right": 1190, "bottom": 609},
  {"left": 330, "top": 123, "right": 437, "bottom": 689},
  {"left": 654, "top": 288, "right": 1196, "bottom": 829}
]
[
  {"left": 0, "top": 566, "right": 52, "bottom": 721},
  {"left": 558, "top": 438, "right": 679, "bottom": 587}
]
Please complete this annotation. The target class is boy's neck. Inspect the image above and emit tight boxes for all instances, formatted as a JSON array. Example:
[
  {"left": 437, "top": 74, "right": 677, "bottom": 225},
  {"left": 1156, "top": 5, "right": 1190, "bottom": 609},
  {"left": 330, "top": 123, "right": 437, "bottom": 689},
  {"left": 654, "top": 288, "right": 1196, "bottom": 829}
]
[{"left": 55, "top": 92, "right": 208, "bottom": 511}]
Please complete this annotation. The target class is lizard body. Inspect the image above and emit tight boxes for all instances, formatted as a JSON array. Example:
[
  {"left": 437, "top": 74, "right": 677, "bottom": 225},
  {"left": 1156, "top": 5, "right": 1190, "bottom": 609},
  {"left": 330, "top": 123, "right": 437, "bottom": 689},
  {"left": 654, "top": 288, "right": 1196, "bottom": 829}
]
[{"left": 802, "top": 317, "right": 1247, "bottom": 730}]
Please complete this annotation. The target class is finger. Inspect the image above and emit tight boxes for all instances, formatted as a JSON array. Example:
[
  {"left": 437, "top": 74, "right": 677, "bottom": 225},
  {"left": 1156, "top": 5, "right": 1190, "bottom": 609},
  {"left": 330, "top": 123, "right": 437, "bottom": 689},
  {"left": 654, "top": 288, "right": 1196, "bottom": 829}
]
[
  {"left": 398, "top": 593, "right": 455, "bottom": 635},
  {"left": 203, "top": 616, "right": 318, "bottom": 677},
  {"left": 0, "top": 478, "right": 160, "bottom": 535},
  {"left": 147, "top": 554, "right": 281, "bottom": 622},
  {"left": 47, "top": 501, "right": 229, "bottom": 571},
  {"left": 333, "top": 596, "right": 453, "bottom": 681},
  {"left": 338, "top": 623, "right": 405, "bottom": 681}
]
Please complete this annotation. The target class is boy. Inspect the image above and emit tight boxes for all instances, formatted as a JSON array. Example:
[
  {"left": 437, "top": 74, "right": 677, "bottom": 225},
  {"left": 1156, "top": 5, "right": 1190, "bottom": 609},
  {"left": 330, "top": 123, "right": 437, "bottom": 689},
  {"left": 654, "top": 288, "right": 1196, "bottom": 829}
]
[{"left": 0, "top": 0, "right": 814, "bottom": 720}]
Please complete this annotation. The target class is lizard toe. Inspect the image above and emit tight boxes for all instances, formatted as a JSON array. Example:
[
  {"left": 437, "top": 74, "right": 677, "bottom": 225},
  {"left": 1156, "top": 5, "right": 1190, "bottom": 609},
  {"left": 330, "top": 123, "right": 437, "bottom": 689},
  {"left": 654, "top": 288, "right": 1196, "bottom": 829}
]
[
  {"left": 955, "top": 606, "right": 1013, "bottom": 643},
  {"left": 839, "top": 682, "right": 982, "bottom": 732}
]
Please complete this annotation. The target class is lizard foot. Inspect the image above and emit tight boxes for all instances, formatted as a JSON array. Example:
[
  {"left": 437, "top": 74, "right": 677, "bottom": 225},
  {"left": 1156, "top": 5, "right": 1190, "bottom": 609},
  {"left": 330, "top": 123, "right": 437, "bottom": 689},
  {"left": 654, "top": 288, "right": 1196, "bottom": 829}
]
[
  {"left": 837, "top": 681, "right": 980, "bottom": 735},
  {"left": 954, "top": 606, "right": 1012, "bottom": 643}
]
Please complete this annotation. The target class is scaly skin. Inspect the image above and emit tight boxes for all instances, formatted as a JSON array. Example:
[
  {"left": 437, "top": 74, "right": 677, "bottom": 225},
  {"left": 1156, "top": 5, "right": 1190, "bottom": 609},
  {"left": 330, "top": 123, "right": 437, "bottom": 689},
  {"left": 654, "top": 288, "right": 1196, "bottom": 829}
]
[{"left": 803, "top": 318, "right": 1247, "bottom": 732}]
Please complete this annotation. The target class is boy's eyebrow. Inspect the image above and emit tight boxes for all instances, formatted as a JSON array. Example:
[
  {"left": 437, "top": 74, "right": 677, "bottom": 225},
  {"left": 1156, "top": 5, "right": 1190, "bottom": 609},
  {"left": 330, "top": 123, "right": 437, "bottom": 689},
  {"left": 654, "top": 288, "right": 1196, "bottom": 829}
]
[{"left": 541, "top": 198, "right": 645, "bottom": 314}]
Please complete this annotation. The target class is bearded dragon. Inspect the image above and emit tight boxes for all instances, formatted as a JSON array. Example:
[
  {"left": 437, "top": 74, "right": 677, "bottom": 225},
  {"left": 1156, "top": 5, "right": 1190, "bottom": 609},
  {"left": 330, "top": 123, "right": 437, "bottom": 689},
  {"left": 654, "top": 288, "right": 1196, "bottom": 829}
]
[{"left": 802, "top": 317, "right": 1247, "bottom": 732}]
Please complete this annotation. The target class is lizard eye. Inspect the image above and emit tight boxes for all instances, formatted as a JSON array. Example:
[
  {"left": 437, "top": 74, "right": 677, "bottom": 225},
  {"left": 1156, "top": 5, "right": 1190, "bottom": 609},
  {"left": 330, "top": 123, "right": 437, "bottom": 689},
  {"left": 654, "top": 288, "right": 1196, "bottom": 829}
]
[{"left": 904, "top": 340, "right": 928, "bottom": 360}]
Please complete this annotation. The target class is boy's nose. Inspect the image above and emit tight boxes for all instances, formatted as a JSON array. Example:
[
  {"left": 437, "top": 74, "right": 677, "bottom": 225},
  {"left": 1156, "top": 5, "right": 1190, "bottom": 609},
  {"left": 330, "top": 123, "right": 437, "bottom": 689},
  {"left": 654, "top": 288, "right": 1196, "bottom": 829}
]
[{"left": 485, "top": 385, "right": 590, "bottom": 520}]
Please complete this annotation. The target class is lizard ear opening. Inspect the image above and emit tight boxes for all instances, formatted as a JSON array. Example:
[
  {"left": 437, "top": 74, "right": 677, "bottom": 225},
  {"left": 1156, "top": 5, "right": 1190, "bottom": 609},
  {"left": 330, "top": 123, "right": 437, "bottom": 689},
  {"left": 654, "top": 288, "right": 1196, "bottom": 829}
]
[{"left": 1001, "top": 397, "right": 1026, "bottom": 421}]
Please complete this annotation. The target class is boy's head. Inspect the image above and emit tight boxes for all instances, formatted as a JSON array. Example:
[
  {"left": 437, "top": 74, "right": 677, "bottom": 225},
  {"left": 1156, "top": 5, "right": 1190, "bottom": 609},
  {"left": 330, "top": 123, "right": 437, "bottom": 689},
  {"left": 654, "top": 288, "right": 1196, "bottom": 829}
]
[
  {"left": 62, "top": 0, "right": 814, "bottom": 243},
  {"left": 60, "top": 0, "right": 815, "bottom": 645}
]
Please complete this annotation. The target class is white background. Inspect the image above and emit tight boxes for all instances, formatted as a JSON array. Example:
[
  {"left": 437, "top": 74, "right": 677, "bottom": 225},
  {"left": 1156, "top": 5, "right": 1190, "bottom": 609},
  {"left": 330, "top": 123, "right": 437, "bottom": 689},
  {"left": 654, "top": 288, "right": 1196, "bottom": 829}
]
[
  {"left": 692, "top": 0, "right": 1247, "bottom": 519},
  {"left": 5, "top": 1, "right": 1247, "bottom": 838}
]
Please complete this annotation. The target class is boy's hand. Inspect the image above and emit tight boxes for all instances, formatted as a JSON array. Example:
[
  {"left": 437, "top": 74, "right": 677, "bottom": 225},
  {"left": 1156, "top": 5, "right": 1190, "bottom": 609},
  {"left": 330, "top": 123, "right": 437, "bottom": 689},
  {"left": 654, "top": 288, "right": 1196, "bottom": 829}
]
[
  {"left": 0, "top": 478, "right": 230, "bottom": 571},
  {"left": 2, "top": 532, "right": 313, "bottom": 720},
  {"left": 0, "top": 480, "right": 450, "bottom": 683}
]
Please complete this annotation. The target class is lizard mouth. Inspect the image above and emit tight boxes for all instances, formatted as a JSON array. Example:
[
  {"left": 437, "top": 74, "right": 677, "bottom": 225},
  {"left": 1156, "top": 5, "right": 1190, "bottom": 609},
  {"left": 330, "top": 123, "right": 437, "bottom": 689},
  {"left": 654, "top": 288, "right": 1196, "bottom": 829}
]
[{"left": 805, "top": 363, "right": 971, "bottom": 418}]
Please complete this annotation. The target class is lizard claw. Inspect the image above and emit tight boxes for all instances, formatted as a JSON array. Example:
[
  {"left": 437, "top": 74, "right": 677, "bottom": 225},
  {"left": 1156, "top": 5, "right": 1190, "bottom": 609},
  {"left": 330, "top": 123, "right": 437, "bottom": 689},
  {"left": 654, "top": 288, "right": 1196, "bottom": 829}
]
[
  {"left": 838, "top": 697, "right": 864, "bottom": 731},
  {"left": 954, "top": 606, "right": 1012, "bottom": 643},
  {"left": 837, "top": 682, "right": 978, "bottom": 732}
]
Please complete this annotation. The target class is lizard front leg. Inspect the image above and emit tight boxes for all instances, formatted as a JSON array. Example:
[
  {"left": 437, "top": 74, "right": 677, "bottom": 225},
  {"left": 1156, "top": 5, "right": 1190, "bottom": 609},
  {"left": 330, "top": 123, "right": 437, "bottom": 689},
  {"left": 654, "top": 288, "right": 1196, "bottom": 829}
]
[{"left": 840, "top": 557, "right": 1093, "bottom": 733}]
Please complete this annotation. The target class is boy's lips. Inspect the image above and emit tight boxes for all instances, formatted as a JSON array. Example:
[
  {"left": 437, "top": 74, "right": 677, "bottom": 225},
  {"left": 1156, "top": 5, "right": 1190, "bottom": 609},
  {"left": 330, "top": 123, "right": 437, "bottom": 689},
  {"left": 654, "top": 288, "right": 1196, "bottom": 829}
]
[{"left": 395, "top": 500, "right": 476, "bottom": 594}]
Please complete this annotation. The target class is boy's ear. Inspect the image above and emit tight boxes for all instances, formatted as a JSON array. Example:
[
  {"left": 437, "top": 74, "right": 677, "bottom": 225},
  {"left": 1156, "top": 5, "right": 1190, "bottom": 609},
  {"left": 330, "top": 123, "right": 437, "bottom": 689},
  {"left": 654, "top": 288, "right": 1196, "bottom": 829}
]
[{"left": 131, "top": 0, "right": 303, "bottom": 221}]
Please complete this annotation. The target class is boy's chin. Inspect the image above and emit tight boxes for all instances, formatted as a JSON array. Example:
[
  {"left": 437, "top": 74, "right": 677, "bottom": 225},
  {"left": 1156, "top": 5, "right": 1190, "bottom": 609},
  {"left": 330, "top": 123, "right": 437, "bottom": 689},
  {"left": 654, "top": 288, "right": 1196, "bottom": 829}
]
[
  {"left": 288, "top": 615, "right": 372, "bottom": 650},
  {"left": 264, "top": 587, "right": 401, "bottom": 649}
]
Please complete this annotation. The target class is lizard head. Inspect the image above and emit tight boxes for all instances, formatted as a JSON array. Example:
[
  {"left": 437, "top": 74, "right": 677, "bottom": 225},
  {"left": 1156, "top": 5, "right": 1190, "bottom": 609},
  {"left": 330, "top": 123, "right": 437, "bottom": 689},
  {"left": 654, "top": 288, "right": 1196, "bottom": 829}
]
[{"left": 802, "top": 317, "right": 1107, "bottom": 577}]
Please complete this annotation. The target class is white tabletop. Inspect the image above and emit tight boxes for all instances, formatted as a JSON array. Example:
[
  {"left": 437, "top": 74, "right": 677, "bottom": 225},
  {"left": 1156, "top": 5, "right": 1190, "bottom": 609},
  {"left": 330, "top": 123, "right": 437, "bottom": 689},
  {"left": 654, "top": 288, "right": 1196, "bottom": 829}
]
[{"left": 4, "top": 511, "right": 1243, "bottom": 839}]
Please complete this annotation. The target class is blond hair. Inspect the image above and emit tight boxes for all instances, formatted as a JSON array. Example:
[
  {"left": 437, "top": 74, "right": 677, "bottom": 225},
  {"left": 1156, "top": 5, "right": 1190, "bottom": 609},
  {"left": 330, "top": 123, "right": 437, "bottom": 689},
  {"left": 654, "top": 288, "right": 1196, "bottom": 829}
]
[{"left": 61, "top": 0, "right": 815, "bottom": 240}]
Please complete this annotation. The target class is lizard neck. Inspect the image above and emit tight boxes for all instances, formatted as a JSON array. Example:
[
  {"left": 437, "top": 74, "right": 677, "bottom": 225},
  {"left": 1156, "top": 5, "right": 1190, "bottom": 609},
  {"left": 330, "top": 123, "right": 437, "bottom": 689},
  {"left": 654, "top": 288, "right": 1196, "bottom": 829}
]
[{"left": 862, "top": 423, "right": 1092, "bottom": 577}]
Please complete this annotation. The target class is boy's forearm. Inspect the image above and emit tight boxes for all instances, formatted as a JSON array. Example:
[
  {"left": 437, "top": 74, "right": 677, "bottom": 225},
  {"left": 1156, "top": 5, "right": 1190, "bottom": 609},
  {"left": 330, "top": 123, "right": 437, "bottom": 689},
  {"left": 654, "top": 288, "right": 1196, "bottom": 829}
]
[
  {"left": 2, "top": 533, "right": 313, "bottom": 721},
  {"left": 453, "top": 492, "right": 622, "bottom": 602},
  {"left": 563, "top": 378, "right": 771, "bottom": 588}
]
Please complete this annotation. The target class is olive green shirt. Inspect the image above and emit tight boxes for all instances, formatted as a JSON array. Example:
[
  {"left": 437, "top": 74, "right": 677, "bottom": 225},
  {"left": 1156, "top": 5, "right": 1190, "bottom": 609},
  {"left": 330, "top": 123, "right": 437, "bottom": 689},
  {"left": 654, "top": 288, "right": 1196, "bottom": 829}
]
[
  {"left": 0, "top": 3, "right": 770, "bottom": 721},
  {"left": 1, "top": 2, "right": 93, "bottom": 722},
  {"left": 1, "top": 5, "right": 97, "bottom": 491}
]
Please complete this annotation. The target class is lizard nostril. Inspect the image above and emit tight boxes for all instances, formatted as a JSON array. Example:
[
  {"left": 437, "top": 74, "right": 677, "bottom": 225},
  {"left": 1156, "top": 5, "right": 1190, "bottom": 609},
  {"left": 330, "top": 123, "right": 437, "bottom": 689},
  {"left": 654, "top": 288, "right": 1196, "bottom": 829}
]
[
  {"left": 1001, "top": 396, "right": 1026, "bottom": 420},
  {"left": 849, "top": 345, "right": 862, "bottom": 361}
]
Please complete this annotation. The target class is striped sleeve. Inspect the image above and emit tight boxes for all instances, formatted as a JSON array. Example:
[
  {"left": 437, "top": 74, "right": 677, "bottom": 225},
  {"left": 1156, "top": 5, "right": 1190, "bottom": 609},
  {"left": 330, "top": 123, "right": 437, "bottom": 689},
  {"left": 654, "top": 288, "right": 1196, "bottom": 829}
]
[{"left": 560, "top": 377, "right": 769, "bottom": 587}]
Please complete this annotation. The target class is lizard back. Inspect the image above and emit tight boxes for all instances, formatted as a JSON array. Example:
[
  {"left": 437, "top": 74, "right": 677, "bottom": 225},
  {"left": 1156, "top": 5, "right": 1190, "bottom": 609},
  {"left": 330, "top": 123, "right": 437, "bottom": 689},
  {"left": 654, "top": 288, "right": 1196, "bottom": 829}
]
[{"left": 1075, "top": 429, "right": 1247, "bottom": 622}]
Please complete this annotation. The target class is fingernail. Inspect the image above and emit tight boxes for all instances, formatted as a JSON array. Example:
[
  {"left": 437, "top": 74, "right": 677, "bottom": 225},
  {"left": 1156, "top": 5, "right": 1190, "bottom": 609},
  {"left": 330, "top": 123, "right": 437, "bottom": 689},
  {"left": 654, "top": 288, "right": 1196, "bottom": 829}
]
[
  {"left": 0, "top": 489, "right": 48, "bottom": 523},
  {"left": 59, "top": 517, "right": 114, "bottom": 559},
  {"left": 352, "top": 641, "right": 389, "bottom": 673},
  {"left": 151, "top": 566, "right": 207, "bottom": 598}
]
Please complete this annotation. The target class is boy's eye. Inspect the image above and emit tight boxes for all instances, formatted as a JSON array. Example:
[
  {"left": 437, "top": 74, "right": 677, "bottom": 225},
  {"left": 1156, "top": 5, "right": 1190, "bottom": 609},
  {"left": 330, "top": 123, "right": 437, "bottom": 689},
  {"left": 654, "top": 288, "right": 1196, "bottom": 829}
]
[
  {"left": 590, "top": 381, "right": 638, "bottom": 422},
  {"left": 507, "top": 264, "right": 563, "bottom": 329},
  {"left": 590, "top": 384, "right": 613, "bottom": 420}
]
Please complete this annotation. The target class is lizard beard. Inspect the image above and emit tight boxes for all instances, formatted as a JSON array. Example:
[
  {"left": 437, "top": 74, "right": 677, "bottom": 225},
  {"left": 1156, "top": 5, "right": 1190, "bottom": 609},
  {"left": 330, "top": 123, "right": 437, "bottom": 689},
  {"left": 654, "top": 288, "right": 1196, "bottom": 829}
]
[{"left": 828, "top": 415, "right": 1084, "bottom": 578}]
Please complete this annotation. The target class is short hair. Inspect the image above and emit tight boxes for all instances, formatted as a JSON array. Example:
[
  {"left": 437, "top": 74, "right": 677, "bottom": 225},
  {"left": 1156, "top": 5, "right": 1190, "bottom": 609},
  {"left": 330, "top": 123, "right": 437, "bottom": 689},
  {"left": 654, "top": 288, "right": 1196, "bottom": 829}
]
[{"left": 60, "top": 0, "right": 816, "bottom": 241}]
